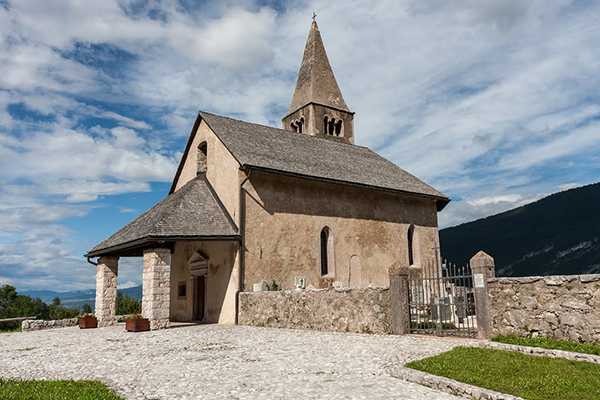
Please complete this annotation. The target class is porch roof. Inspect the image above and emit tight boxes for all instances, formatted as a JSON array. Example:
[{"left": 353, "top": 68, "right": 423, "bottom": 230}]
[{"left": 86, "top": 176, "right": 239, "bottom": 258}]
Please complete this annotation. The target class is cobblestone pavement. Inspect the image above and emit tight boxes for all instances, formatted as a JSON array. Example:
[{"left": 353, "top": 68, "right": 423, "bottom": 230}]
[{"left": 0, "top": 324, "right": 474, "bottom": 399}]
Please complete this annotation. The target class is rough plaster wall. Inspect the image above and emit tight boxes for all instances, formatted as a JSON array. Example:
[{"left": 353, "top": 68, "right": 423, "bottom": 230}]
[
  {"left": 488, "top": 274, "right": 600, "bottom": 343},
  {"left": 170, "top": 241, "right": 239, "bottom": 324},
  {"left": 244, "top": 171, "right": 439, "bottom": 290},
  {"left": 239, "top": 287, "right": 390, "bottom": 334},
  {"left": 173, "top": 120, "right": 241, "bottom": 221}
]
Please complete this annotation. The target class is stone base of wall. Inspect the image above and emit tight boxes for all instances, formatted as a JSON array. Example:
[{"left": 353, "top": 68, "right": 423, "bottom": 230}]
[
  {"left": 489, "top": 274, "right": 600, "bottom": 343},
  {"left": 21, "top": 318, "right": 78, "bottom": 332},
  {"left": 239, "top": 286, "right": 390, "bottom": 334},
  {"left": 150, "top": 318, "right": 170, "bottom": 330}
]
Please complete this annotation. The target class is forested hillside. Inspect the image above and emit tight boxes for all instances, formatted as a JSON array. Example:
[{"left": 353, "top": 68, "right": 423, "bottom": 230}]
[{"left": 440, "top": 182, "right": 600, "bottom": 277}]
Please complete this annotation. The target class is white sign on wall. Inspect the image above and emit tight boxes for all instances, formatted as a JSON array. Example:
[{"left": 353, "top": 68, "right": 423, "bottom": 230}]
[{"left": 474, "top": 273, "right": 485, "bottom": 288}]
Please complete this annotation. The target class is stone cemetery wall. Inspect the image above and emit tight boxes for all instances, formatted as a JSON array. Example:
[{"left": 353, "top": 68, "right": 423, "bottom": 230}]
[
  {"left": 239, "top": 286, "right": 391, "bottom": 334},
  {"left": 488, "top": 274, "right": 600, "bottom": 343},
  {"left": 21, "top": 318, "right": 78, "bottom": 332}
]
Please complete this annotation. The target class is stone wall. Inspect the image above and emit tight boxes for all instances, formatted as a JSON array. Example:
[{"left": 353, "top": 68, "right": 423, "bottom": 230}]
[
  {"left": 238, "top": 286, "right": 391, "bottom": 334},
  {"left": 21, "top": 318, "right": 78, "bottom": 332},
  {"left": 488, "top": 274, "right": 600, "bottom": 343}
]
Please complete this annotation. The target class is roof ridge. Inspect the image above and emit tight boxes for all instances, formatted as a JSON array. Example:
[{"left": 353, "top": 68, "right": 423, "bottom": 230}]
[{"left": 198, "top": 110, "right": 365, "bottom": 149}]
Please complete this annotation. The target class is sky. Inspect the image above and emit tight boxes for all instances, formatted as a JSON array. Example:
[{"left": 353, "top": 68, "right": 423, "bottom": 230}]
[{"left": 1, "top": 0, "right": 599, "bottom": 292}]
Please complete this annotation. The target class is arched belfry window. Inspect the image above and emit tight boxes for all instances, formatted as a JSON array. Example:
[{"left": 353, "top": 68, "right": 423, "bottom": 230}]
[
  {"left": 320, "top": 227, "right": 335, "bottom": 276},
  {"left": 197, "top": 142, "right": 207, "bottom": 175},
  {"left": 323, "top": 116, "right": 343, "bottom": 137},
  {"left": 291, "top": 117, "right": 305, "bottom": 133},
  {"left": 407, "top": 224, "right": 420, "bottom": 267}
]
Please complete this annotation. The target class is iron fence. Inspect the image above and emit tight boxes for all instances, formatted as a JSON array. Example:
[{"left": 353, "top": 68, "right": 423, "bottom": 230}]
[{"left": 408, "top": 257, "right": 477, "bottom": 338}]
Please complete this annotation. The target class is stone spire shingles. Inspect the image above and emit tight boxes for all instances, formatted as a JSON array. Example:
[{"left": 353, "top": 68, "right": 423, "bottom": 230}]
[{"left": 286, "top": 21, "right": 350, "bottom": 115}]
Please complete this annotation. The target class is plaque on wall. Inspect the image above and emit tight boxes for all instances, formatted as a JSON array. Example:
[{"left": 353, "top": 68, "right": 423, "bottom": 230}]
[{"left": 474, "top": 273, "right": 485, "bottom": 288}]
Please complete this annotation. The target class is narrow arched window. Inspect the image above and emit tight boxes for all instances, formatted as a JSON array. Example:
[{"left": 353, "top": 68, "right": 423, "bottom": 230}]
[
  {"left": 407, "top": 225, "right": 414, "bottom": 266},
  {"left": 298, "top": 117, "right": 304, "bottom": 134},
  {"left": 407, "top": 224, "right": 420, "bottom": 267},
  {"left": 323, "top": 116, "right": 329, "bottom": 134},
  {"left": 320, "top": 227, "right": 335, "bottom": 276},
  {"left": 320, "top": 228, "right": 329, "bottom": 275},
  {"left": 335, "top": 120, "right": 342, "bottom": 136},
  {"left": 197, "top": 142, "right": 207, "bottom": 174},
  {"left": 291, "top": 122, "right": 297, "bottom": 132}
]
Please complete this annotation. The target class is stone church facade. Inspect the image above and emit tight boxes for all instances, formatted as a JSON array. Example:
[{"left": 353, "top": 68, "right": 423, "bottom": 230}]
[{"left": 86, "top": 21, "right": 449, "bottom": 329}]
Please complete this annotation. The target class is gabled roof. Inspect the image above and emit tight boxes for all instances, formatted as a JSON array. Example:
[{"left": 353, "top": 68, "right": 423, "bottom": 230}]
[
  {"left": 87, "top": 176, "right": 238, "bottom": 257},
  {"left": 286, "top": 21, "right": 351, "bottom": 116},
  {"left": 171, "top": 111, "right": 449, "bottom": 210}
]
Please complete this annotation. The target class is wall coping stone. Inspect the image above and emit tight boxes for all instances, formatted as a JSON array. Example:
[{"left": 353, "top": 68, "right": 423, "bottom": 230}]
[
  {"left": 21, "top": 318, "right": 78, "bottom": 332},
  {"left": 473, "top": 341, "right": 600, "bottom": 365},
  {"left": 488, "top": 274, "right": 600, "bottom": 285},
  {"left": 241, "top": 285, "right": 389, "bottom": 296},
  {"left": 390, "top": 364, "right": 523, "bottom": 400}
]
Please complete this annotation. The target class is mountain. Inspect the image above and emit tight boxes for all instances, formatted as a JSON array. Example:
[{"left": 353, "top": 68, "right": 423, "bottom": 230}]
[
  {"left": 20, "top": 289, "right": 95, "bottom": 303},
  {"left": 20, "top": 285, "right": 142, "bottom": 311},
  {"left": 440, "top": 182, "right": 600, "bottom": 277}
]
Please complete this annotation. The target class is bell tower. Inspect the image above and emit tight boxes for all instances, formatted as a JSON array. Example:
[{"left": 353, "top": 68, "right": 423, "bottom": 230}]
[{"left": 283, "top": 21, "right": 355, "bottom": 144}]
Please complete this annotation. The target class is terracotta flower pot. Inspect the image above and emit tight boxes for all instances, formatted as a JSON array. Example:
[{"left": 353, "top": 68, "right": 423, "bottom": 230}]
[
  {"left": 126, "top": 318, "right": 150, "bottom": 332},
  {"left": 79, "top": 318, "right": 98, "bottom": 329}
]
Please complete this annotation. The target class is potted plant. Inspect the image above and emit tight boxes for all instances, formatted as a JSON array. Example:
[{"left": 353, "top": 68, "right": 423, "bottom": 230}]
[
  {"left": 77, "top": 313, "right": 98, "bottom": 329},
  {"left": 125, "top": 313, "right": 150, "bottom": 332}
]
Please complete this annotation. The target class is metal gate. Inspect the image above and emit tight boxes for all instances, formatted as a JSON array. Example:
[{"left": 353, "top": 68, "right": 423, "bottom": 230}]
[{"left": 408, "top": 256, "right": 477, "bottom": 337}]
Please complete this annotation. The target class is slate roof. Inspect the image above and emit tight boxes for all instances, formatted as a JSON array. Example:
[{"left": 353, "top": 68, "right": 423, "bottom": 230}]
[
  {"left": 193, "top": 111, "right": 449, "bottom": 209},
  {"left": 87, "top": 176, "right": 238, "bottom": 257}
]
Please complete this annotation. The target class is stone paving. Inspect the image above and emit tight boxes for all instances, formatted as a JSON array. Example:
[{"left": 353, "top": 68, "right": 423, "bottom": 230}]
[{"left": 0, "top": 324, "right": 474, "bottom": 399}]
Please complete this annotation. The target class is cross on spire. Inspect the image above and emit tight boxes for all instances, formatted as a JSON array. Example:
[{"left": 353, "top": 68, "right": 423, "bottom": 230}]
[{"left": 312, "top": 12, "right": 317, "bottom": 22}]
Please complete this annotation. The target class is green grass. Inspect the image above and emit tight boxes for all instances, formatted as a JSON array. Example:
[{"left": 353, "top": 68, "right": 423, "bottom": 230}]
[
  {"left": 492, "top": 334, "right": 600, "bottom": 356},
  {"left": 0, "top": 379, "right": 123, "bottom": 400},
  {"left": 406, "top": 347, "right": 600, "bottom": 400}
]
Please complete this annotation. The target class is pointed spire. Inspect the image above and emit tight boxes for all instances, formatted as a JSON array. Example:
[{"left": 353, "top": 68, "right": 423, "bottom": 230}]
[{"left": 286, "top": 21, "right": 350, "bottom": 116}]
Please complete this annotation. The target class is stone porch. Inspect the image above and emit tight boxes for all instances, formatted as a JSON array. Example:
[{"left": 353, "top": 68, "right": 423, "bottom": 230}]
[{"left": 95, "top": 248, "right": 171, "bottom": 330}]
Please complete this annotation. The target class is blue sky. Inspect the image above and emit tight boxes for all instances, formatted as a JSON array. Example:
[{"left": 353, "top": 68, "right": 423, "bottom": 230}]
[{"left": 1, "top": 0, "right": 599, "bottom": 292}]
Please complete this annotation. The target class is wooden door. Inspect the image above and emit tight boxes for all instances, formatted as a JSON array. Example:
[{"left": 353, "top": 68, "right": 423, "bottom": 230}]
[{"left": 196, "top": 275, "right": 205, "bottom": 321}]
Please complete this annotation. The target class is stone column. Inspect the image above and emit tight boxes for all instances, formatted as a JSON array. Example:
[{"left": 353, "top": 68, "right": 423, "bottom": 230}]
[
  {"left": 389, "top": 261, "right": 410, "bottom": 335},
  {"left": 142, "top": 248, "right": 171, "bottom": 330},
  {"left": 470, "top": 251, "right": 495, "bottom": 339},
  {"left": 95, "top": 256, "right": 119, "bottom": 327}
]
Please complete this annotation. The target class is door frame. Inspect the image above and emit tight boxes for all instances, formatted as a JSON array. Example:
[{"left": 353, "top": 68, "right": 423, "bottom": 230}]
[{"left": 191, "top": 273, "right": 206, "bottom": 322}]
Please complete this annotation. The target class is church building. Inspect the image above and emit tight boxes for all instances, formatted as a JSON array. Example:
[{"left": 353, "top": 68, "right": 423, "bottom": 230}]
[{"left": 86, "top": 21, "right": 449, "bottom": 329}]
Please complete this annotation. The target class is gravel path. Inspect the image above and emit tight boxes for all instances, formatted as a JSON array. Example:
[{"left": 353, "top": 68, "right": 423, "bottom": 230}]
[{"left": 0, "top": 324, "right": 473, "bottom": 399}]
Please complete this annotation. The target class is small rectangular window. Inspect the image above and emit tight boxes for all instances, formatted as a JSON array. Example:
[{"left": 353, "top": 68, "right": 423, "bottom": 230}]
[{"left": 178, "top": 282, "right": 187, "bottom": 299}]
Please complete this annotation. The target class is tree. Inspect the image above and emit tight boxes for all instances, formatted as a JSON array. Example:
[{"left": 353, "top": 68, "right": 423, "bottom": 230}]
[
  {"left": 115, "top": 292, "right": 141, "bottom": 315},
  {"left": 81, "top": 303, "right": 92, "bottom": 314},
  {"left": 0, "top": 285, "right": 18, "bottom": 309},
  {"left": 0, "top": 285, "right": 49, "bottom": 331},
  {"left": 52, "top": 297, "right": 61, "bottom": 306}
]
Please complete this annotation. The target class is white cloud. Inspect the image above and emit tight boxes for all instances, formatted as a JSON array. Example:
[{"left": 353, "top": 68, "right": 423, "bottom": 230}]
[
  {"left": 65, "top": 193, "right": 99, "bottom": 203},
  {"left": 117, "top": 281, "right": 138, "bottom": 289},
  {"left": 439, "top": 192, "right": 546, "bottom": 229},
  {"left": 467, "top": 195, "right": 524, "bottom": 207}
]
